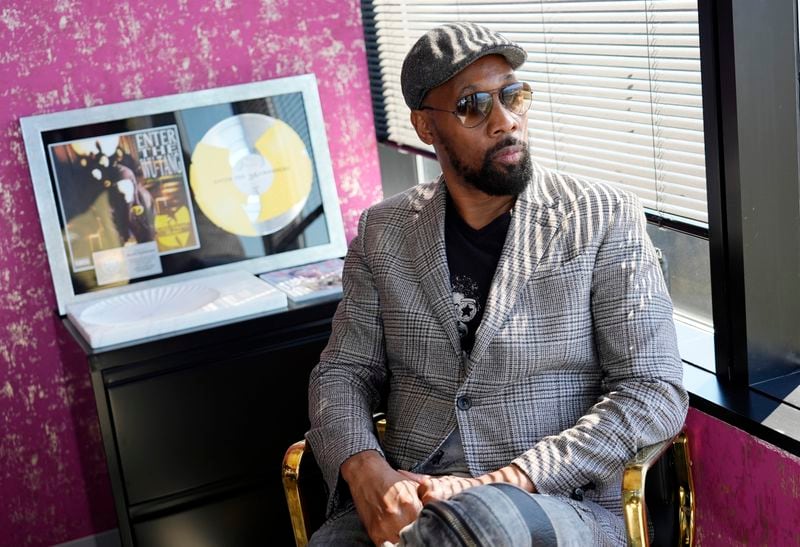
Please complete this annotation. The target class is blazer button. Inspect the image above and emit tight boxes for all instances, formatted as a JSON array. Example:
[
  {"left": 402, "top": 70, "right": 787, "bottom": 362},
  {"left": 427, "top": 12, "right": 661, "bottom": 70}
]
[{"left": 456, "top": 396, "right": 471, "bottom": 411}]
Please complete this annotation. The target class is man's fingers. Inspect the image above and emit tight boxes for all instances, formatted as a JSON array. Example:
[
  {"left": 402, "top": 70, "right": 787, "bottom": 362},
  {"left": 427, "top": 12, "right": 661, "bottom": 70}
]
[
  {"left": 396, "top": 480, "right": 425, "bottom": 513},
  {"left": 349, "top": 467, "right": 425, "bottom": 546},
  {"left": 397, "top": 469, "right": 428, "bottom": 483},
  {"left": 417, "top": 476, "right": 482, "bottom": 504},
  {"left": 366, "top": 482, "right": 423, "bottom": 546},
  {"left": 418, "top": 478, "right": 448, "bottom": 504}
]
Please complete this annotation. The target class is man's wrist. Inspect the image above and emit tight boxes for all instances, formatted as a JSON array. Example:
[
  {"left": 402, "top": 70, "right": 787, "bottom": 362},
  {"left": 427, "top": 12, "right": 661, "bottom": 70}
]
[
  {"left": 340, "top": 449, "right": 387, "bottom": 484},
  {"left": 509, "top": 463, "right": 537, "bottom": 493},
  {"left": 479, "top": 464, "right": 537, "bottom": 493}
]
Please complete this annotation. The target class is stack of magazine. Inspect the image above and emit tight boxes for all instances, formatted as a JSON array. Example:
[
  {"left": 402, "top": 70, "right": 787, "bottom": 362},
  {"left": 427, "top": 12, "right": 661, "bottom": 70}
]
[{"left": 259, "top": 258, "right": 344, "bottom": 305}]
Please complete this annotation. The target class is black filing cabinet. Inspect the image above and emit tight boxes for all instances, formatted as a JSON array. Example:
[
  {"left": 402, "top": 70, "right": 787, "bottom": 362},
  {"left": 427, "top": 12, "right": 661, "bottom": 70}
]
[{"left": 64, "top": 300, "right": 339, "bottom": 546}]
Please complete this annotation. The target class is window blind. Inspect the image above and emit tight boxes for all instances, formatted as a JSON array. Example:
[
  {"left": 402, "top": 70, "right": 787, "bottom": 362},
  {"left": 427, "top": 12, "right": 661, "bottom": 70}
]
[{"left": 363, "top": 0, "right": 708, "bottom": 224}]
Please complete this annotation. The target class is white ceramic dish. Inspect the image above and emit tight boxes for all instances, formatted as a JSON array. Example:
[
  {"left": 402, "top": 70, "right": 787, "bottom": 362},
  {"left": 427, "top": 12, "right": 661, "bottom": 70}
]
[
  {"left": 66, "top": 270, "right": 287, "bottom": 348},
  {"left": 79, "top": 284, "right": 221, "bottom": 326}
]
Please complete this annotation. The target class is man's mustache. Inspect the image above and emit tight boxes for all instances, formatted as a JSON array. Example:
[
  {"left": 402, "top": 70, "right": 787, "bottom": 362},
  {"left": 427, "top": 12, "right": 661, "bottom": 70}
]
[{"left": 483, "top": 137, "right": 528, "bottom": 163}]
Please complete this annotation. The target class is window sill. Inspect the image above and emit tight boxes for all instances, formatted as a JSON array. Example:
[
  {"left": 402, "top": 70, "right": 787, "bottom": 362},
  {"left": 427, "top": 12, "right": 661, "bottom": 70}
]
[{"left": 675, "top": 316, "right": 800, "bottom": 457}]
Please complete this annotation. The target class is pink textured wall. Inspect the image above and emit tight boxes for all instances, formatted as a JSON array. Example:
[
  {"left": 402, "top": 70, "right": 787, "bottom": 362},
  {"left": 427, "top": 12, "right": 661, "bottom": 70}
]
[
  {"left": 0, "top": 1, "right": 382, "bottom": 545},
  {"left": 685, "top": 408, "right": 800, "bottom": 546}
]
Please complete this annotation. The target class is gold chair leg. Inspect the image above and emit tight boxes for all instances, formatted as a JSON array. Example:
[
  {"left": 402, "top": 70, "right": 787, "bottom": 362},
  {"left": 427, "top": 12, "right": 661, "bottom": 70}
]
[{"left": 282, "top": 440, "right": 310, "bottom": 547}]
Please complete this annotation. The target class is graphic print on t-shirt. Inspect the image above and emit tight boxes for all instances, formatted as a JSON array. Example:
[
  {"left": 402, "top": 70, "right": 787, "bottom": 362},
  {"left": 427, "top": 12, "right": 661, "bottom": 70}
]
[{"left": 451, "top": 274, "right": 482, "bottom": 342}]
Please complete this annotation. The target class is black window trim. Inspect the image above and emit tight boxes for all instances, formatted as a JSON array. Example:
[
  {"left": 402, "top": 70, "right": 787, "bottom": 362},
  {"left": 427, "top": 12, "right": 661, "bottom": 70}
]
[
  {"left": 701, "top": 0, "right": 800, "bottom": 390},
  {"left": 687, "top": 0, "right": 800, "bottom": 457}
]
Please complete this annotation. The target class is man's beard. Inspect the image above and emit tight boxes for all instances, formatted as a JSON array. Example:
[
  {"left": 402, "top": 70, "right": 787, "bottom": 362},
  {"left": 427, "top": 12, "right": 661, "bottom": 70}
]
[{"left": 443, "top": 136, "right": 532, "bottom": 197}]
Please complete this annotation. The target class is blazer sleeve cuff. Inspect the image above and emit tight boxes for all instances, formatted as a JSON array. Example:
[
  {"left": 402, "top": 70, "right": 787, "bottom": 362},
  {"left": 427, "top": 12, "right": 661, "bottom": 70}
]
[
  {"left": 510, "top": 440, "right": 598, "bottom": 498},
  {"left": 305, "top": 427, "right": 384, "bottom": 516}
]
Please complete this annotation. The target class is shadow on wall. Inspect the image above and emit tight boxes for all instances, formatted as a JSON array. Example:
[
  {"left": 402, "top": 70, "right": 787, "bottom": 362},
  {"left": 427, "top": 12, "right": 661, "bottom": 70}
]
[{"left": 55, "top": 318, "right": 118, "bottom": 535}]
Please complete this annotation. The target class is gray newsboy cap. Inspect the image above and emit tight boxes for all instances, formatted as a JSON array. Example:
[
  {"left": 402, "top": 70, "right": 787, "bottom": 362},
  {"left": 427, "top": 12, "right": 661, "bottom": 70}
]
[{"left": 401, "top": 22, "right": 527, "bottom": 110}]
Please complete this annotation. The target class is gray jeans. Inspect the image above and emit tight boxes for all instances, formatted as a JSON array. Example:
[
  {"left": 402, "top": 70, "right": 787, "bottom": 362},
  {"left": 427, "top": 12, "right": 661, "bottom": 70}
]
[
  {"left": 310, "top": 431, "right": 595, "bottom": 545},
  {"left": 309, "top": 484, "right": 595, "bottom": 546}
]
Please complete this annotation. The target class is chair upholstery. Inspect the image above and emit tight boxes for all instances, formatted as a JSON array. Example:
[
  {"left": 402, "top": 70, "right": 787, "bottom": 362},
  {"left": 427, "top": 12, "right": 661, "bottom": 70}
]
[{"left": 282, "top": 426, "right": 694, "bottom": 547}]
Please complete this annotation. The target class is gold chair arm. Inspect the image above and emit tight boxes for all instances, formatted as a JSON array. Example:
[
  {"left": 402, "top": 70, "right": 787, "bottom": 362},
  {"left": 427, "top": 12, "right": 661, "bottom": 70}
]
[
  {"left": 282, "top": 440, "right": 310, "bottom": 547},
  {"left": 622, "top": 431, "right": 694, "bottom": 547},
  {"left": 282, "top": 414, "right": 387, "bottom": 546},
  {"left": 672, "top": 432, "right": 695, "bottom": 547},
  {"left": 623, "top": 437, "right": 672, "bottom": 547},
  {"left": 376, "top": 417, "right": 386, "bottom": 444}
]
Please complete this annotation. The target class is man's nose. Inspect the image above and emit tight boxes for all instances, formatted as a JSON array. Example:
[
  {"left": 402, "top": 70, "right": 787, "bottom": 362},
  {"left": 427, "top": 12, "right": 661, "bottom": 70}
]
[{"left": 486, "top": 98, "right": 519, "bottom": 136}]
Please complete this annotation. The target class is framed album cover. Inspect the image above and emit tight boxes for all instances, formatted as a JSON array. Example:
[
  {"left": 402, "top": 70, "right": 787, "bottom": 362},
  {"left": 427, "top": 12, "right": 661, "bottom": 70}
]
[{"left": 21, "top": 74, "right": 346, "bottom": 315}]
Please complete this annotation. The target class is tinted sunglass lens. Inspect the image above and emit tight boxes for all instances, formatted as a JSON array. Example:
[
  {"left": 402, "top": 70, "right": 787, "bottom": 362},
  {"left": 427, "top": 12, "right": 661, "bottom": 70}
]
[
  {"left": 454, "top": 83, "right": 531, "bottom": 127},
  {"left": 455, "top": 96, "right": 472, "bottom": 117},
  {"left": 471, "top": 93, "right": 493, "bottom": 125},
  {"left": 502, "top": 84, "right": 531, "bottom": 115},
  {"left": 457, "top": 93, "right": 492, "bottom": 127}
]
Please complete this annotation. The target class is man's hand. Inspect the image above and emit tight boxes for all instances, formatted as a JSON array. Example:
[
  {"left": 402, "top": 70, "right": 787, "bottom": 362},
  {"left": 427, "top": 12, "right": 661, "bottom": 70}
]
[
  {"left": 399, "top": 464, "right": 537, "bottom": 505},
  {"left": 398, "top": 471, "right": 482, "bottom": 505},
  {"left": 341, "top": 450, "right": 424, "bottom": 546}
]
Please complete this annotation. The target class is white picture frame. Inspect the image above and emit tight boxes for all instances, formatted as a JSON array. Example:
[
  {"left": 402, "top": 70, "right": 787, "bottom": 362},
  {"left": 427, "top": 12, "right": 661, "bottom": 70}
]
[{"left": 21, "top": 74, "right": 346, "bottom": 315}]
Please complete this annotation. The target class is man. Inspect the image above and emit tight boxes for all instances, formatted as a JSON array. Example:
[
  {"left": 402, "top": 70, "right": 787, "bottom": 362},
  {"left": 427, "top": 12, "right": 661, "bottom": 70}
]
[{"left": 307, "top": 22, "right": 687, "bottom": 546}]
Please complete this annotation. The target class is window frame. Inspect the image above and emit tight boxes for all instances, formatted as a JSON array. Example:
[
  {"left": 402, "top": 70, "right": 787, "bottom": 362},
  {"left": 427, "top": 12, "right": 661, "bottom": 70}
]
[
  {"left": 700, "top": 0, "right": 800, "bottom": 388},
  {"left": 691, "top": 0, "right": 800, "bottom": 454}
]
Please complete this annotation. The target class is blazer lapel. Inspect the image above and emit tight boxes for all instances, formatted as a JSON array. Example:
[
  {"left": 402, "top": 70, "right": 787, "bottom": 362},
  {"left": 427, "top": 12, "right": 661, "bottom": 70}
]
[
  {"left": 406, "top": 178, "right": 462, "bottom": 357},
  {"left": 468, "top": 167, "right": 563, "bottom": 366}
]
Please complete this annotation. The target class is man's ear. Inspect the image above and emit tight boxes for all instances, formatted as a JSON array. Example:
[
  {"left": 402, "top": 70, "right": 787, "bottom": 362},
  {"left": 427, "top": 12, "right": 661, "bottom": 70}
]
[{"left": 410, "top": 110, "right": 436, "bottom": 145}]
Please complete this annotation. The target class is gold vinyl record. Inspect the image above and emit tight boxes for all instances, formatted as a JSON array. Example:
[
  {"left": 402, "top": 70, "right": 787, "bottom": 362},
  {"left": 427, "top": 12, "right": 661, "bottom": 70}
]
[{"left": 189, "top": 113, "right": 313, "bottom": 236}]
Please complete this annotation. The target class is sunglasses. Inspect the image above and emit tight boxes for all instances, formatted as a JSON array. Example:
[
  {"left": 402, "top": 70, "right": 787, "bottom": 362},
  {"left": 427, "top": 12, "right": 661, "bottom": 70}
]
[{"left": 420, "top": 82, "right": 533, "bottom": 128}]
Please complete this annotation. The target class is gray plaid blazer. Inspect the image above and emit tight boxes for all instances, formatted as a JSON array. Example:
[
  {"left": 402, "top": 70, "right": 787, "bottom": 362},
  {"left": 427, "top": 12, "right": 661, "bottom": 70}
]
[{"left": 307, "top": 163, "right": 688, "bottom": 545}]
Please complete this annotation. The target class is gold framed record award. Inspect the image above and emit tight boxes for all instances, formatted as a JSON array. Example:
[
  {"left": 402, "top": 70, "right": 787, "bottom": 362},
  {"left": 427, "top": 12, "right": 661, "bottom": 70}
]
[{"left": 21, "top": 75, "right": 346, "bottom": 315}]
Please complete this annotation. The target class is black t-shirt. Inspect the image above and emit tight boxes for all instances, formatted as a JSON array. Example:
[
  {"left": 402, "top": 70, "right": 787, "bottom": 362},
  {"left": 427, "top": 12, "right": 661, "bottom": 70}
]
[{"left": 445, "top": 195, "right": 511, "bottom": 354}]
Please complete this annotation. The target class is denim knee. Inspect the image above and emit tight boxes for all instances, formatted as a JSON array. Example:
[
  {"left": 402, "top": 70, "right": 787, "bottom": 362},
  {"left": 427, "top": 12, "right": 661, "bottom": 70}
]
[{"left": 399, "top": 484, "right": 555, "bottom": 546}]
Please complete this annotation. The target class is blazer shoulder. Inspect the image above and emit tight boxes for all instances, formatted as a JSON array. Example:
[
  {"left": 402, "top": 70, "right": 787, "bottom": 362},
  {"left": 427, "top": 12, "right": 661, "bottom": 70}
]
[
  {"left": 530, "top": 167, "right": 646, "bottom": 259},
  {"left": 543, "top": 168, "right": 640, "bottom": 217},
  {"left": 363, "top": 178, "right": 443, "bottom": 222}
]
